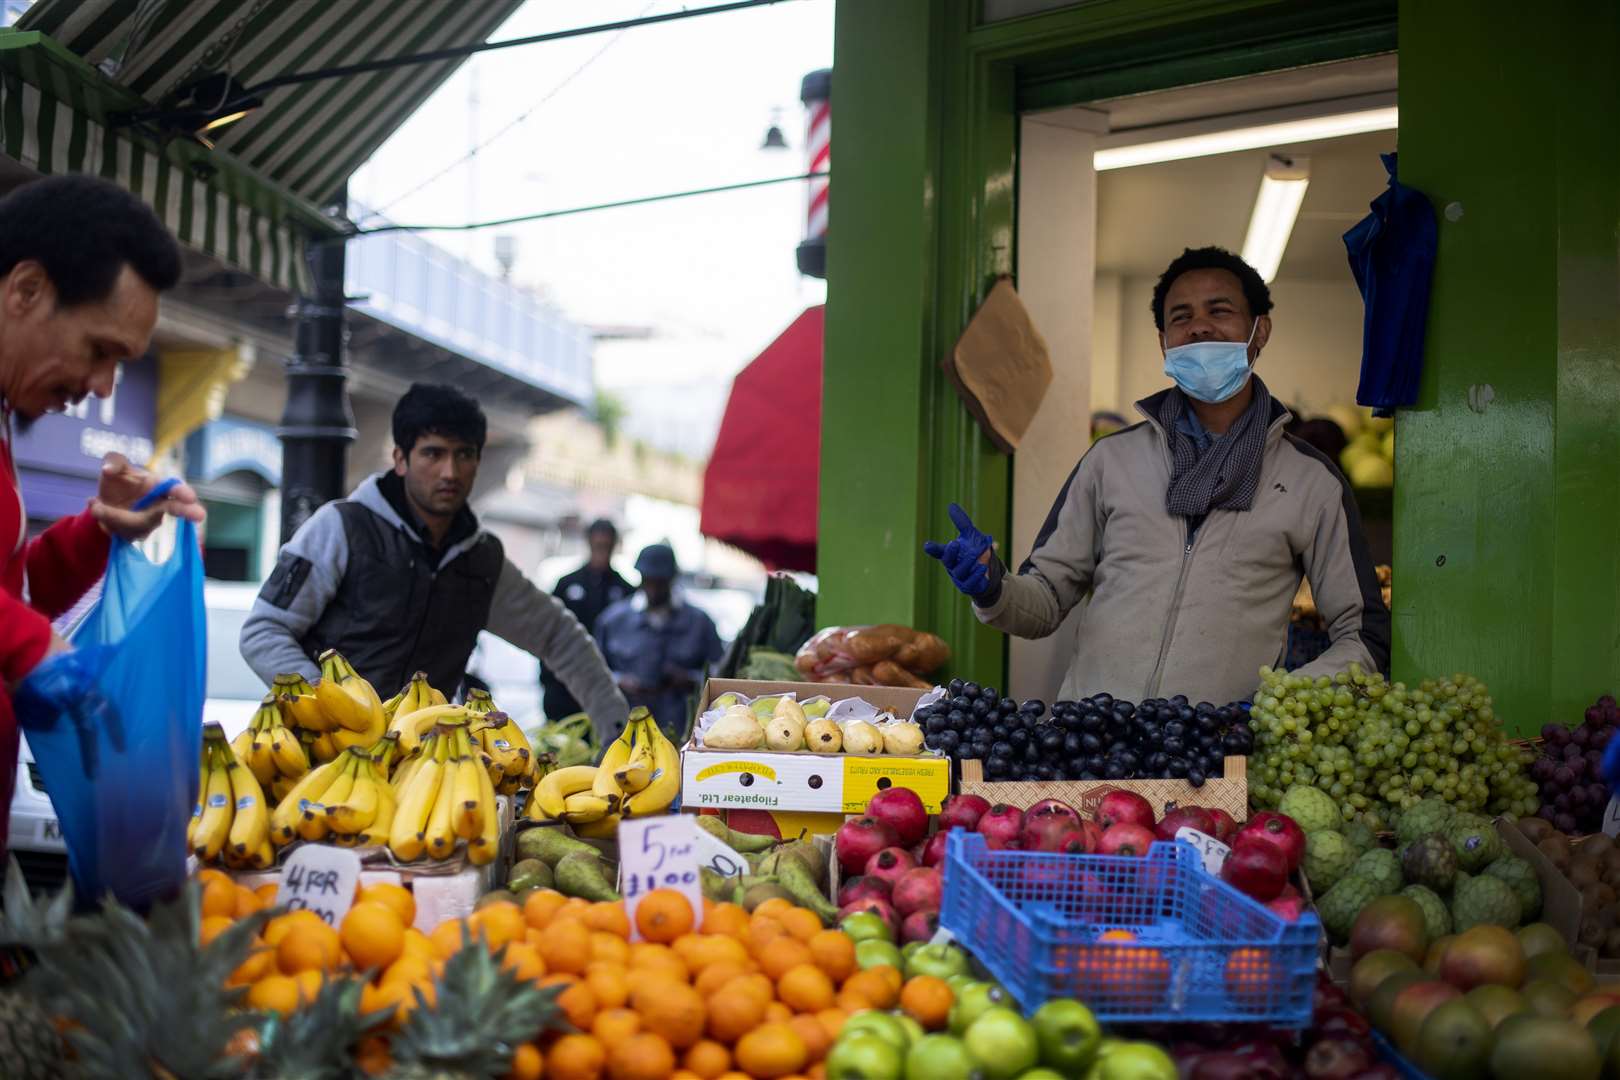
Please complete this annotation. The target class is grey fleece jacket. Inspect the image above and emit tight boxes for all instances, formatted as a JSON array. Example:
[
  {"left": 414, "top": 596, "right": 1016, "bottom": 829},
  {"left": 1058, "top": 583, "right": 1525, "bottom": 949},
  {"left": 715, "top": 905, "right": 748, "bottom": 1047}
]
[
  {"left": 239, "top": 474, "right": 629, "bottom": 741},
  {"left": 974, "top": 392, "right": 1390, "bottom": 705}
]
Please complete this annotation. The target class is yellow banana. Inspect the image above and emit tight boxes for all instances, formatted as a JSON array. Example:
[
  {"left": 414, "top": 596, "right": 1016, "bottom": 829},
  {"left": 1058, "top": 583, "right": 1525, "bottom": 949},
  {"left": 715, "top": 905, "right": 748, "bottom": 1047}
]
[
  {"left": 561, "top": 791, "right": 616, "bottom": 825},
  {"left": 297, "top": 755, "right": 356, "bottom": 842},
  {"left": 225, "top": 746, "right": 270, "bottom": 859},
  {"left": 389, "top": 672, "right": 429, "bottom": 723},
  {"left": 428, "top": 686, "right": 449, "bottom": 707},
  {"left": 230, "top": 727, "right": 260, "bottom": 782},
  {"left": 465, "top": 688, "right": 496, "bottom": 715},
  {"left": 191, "top": 745, "right": 234, "bottom": 861},
  {"left": 274, "top": 673, "right": 331, "bottom": 733},
  {"left": 424, "top": 737, "right": 459, "bottom": 859},
  {"left": 388, "top": 735, "right": 447, "bottom": 862},
  {"left": 311, "top": 731, "right": 339, "bottom": 763},
  {"left": 187, "top": 754, "right": 207, "bottom": 847},
  {"left": 622, "top": 717, "right": 680, "bottom": 818},
  {"left": 271, "top": 775, "right": 297, "bottom": 803},
  {"left": 370, "top": 733, "right": 401, "bottom": 775},
  {"left": 450, "top": 728, "right": 484, "bottom": 842},
  {"left": 268, "top": 723, "right": 309, "bottom": 779},
  {"left": 269, "top": 753, "right": 349, "bottom": 845},
  {"left": 532, "top": 764, "right": 602, "bottom": 820},
  {"left": 466, "top": 739, "right": 502, "bottom": 865},
  {"left": 248, "top": 838, "right": 275, "bottom": 870},
  {"left": 327, "top": 753, "right": 382, "bottom": 834},
  {"left": 592, "top": 721, "right": 635, "bottom": 801},
  {"left": 390, "top": 704, "right": 471, "bottom": 753},
  {"left": 572, "top": 812, "right": 621, "bottom": 840},
  {"left": 356, "top": 779, "right": 397, "bottom": 848},
  {"left": 613, "top": 713, "right": 657, "bottom": 794},
  {"left": 314, "top": 658, "right": 380, "bottom": 733}
]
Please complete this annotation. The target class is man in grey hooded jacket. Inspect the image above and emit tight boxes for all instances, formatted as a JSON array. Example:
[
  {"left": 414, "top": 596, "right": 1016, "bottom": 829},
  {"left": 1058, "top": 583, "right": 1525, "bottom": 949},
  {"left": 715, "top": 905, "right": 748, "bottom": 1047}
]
[
  {"left": 926, "top": 247, "right": 1390, "bottom": 706},
  {"left": 240, "top": 384, "right": 629, "bottom": 742}
]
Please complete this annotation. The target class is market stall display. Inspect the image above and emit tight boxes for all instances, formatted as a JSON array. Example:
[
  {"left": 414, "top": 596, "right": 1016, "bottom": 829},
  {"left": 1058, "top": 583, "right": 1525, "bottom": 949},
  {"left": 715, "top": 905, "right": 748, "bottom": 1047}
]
[{"left": 793, "top": 624, "right": 951, "bottom": 688}]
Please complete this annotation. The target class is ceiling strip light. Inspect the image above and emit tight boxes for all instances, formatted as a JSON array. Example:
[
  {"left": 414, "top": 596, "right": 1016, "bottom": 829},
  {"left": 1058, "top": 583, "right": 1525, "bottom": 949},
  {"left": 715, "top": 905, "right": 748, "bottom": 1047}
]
[
  {"left": 1094, "top": 107, "right": 1397, "bottom": 171},
  {"left": 1241, "top": 155, "right": 1311, "bottom": 283}
]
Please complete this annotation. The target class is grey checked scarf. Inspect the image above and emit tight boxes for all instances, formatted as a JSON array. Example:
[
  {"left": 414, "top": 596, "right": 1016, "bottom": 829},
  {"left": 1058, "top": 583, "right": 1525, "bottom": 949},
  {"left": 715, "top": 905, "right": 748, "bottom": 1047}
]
[{"left": 1155, "top": 376, "right": 1275, "bottom": 518}]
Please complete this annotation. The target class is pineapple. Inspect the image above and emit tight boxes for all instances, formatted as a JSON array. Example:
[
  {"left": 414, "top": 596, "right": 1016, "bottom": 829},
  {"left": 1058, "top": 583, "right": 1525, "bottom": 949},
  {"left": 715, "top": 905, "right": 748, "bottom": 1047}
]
[
  {"left": 0, "top": 856, "right": 75, "bottom": 1078},
  {"left": 251, "top": 975, "right": 392, "bottom": 1080},
  {"left": 384, "top": 936, "right": 565, "bottom": 1080}
]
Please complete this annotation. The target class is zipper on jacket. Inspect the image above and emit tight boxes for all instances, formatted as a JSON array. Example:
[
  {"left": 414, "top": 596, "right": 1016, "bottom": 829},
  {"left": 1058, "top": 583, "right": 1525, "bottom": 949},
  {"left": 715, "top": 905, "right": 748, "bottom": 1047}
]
[{"left": 1145, "top": 518, "right": 1201, "bottom": 699}]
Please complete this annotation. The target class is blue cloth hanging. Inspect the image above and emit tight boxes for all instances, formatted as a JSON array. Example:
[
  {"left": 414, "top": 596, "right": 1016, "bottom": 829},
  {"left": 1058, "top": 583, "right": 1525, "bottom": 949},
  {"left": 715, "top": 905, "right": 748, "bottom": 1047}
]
[{"left": 1343, "top": 152, "right": 1438, "bottom": 415}]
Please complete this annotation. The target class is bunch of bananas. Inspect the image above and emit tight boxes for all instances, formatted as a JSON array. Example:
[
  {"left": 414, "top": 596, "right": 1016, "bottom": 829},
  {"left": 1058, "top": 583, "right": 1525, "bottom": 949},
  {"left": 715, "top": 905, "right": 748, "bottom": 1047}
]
[
  {"left": 470, "top": 708, "right": 537, "bottom": 795},
  {"left": 387, "top": 721, "right": 500, "bottom": 866},
  {"left": 270, "top": 650, "right": 388, "bottom": 763},
  {"left": 268, "top": 739, "right": 401, "bottom": 849},
  {"left": 191, "top": 723, "right": 273, "bottom": 870},
  {"left": 229, "top": 695, "right": 310, "bottom": 802},
  {"left": 527, "top": 708, "right": 678, "bottom": 838},
  {"left": 382, "top": 669, "right": 449, "bottom": 720}
]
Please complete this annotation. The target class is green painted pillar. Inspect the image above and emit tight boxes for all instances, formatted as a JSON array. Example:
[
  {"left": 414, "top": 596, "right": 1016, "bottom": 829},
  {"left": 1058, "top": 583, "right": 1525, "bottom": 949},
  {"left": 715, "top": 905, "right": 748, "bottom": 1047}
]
[{"left": 1395, "top": 1, "right": 1620, "bottom": 734}]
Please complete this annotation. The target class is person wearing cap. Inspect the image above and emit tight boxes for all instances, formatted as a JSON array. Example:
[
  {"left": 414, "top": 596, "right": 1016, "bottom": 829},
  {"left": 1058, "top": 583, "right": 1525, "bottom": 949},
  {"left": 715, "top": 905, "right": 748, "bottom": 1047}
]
[
  {"left": 541, "top": 518, "right": 633, "bottom": 721},
  {"left": 593, "top": 543, "right": 723, "bottom": 740}
]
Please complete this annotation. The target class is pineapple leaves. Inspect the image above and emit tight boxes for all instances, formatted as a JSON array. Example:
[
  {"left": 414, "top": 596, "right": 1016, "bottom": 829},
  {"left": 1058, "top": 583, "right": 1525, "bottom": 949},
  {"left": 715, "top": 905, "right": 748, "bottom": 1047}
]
[
  {"left": 250, "top": 975, "right": 391, "bottom": 1080},
  {"left": 0, "top": 855, "right": 74, "bottom": 947}
]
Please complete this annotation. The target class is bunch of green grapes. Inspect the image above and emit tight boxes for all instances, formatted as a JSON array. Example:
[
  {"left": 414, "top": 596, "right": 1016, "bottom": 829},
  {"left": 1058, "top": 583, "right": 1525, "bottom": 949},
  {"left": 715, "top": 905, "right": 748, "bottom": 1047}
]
[{"left": 1247, "top": 663, "right": 1538, "bottom": 828}]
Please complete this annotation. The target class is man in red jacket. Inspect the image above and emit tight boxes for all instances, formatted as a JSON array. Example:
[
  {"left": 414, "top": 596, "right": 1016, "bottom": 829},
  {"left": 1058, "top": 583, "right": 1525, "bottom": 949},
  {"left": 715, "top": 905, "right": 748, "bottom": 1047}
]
[{"left": 0, "top": 175, "right": 203, "bottom": 855}]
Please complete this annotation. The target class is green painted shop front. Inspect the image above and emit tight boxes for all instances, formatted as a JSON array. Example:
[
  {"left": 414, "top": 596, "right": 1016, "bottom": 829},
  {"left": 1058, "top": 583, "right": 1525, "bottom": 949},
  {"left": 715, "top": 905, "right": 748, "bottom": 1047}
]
[{"left": 817, "top": 0, "right": 1620, "bottom": 736}]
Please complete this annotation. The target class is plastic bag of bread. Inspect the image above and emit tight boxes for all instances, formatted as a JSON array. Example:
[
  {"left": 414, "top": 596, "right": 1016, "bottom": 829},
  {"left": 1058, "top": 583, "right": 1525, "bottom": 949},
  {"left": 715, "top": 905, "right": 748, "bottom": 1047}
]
[{"left": 794, "top": 624, "right": 950, "bottom": 686}]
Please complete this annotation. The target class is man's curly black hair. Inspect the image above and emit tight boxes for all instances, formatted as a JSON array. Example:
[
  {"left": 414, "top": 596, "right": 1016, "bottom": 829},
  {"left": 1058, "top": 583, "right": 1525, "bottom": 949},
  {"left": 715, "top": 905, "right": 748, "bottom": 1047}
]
[{"left": 1150, "top": 246, "right": 1272, "bottom": 331}]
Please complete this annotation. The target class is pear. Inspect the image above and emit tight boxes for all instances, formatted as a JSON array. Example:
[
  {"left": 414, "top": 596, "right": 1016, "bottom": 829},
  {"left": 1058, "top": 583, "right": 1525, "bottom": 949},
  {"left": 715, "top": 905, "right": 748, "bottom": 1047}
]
[
  {"left": 765, "top": 712, "right": 806, "bottom": 751},
  {"left": 881, "top": 720, "right": 925, "bottom": 755},
  {"left": 805, "top": 718, "right": 843, "bottom": 754},
  {"left": 774, "top": 697, "right": 808, "bottom": 727},
  {"left": 706, "top": 709, "right": 765, "bottom": 749},
  {"left": 803, "top": 698, "right": 831, "bottom": 719},
  {"left": 843, "top": 720, "right": 884, "bottom": 755}
]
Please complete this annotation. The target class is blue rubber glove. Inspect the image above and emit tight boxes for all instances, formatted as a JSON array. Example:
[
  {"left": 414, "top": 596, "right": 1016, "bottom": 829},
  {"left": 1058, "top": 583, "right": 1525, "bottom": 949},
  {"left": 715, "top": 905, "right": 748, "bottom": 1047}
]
[
  {"left": 13, "top": 647, "right": 122, "bottom": 781},
  {"left": 923, "top": 503, "right": 995, "bottom": 598}
]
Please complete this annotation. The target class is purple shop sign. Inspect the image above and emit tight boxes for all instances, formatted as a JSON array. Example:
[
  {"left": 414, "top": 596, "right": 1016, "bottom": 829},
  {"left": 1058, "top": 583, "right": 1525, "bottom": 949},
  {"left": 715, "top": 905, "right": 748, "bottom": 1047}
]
[{"left": 14, "top": 360, "right": 158, "bottom": 521}]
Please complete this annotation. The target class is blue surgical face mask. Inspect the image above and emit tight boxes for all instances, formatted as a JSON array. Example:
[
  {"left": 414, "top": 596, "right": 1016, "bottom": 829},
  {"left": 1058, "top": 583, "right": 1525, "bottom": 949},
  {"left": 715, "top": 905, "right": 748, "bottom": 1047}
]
[{"left": 1162, "top": 320, "right": 1259, "bottom": 403}]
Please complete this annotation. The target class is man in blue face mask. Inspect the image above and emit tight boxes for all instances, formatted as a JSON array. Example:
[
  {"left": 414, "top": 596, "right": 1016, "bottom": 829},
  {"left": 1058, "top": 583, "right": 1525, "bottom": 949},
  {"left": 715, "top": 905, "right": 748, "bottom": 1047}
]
[{"left": 925, "top": 246, "right": 1389, "bottom": 708}]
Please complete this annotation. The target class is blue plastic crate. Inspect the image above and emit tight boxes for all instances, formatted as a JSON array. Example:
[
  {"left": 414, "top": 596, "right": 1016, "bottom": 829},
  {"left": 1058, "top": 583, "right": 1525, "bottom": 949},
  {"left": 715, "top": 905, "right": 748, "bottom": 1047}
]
[
  {"left": 939, "top": 831, "right": 1322, "bottom": 1025},
  {"left": 1372, "top": 1031, "right": 1431, "bottom": 1079}
]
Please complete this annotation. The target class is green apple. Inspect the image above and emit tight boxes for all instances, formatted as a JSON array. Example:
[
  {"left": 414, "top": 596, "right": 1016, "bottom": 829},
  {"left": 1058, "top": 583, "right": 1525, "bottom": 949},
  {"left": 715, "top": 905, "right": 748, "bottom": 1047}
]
[
  {"left": 1095, "top": 1041, "right": 1176, "bottom": 1080},
  {"left": 905, "top": 942, "right": 970, "bottom": 981},
  {"left": 895, "top": 1015, "right": 926, "bottom": 1046},
  {"left": 905, "top": 1034, "right": 984, "bottom": 1080},
  {"left": 962, "top": 1007, "right": 1039, "bottom": 1080},
  {"left": 903, "top": 941, "right": 925, "bottom": 960},
  {"left": 856, "top": 938, "right": 906, "bottom": 971},
  {"left": 842, "top": 912, "right": 895, "bottom": 944},
  {"left": 1015, "top": 1071, "right": 1066, "bottom": 1080},
  {"left": 947, "top": 973, "right": 979, "bottom": 994},
  {"left": 1031, "top": 998, "right": 1102, "bottom": 1074},
  {"left": 950, "top": 982, "right": 1014, "bottom": 1035},
  {"left": 842, "top": 1010, "right": 913, "bottom": 1049},
  {"left": 827, "top": 1033, "right": 906, "bottom": 1080}
]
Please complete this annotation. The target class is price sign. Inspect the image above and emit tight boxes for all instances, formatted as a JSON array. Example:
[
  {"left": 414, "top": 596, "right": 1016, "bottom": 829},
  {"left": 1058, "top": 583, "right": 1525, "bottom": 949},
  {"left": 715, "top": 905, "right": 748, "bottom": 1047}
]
[
  {"left": 275, "top": 845, "right": 361, "bottom": 926},
  {"left": 1603, "top": 796, "right": 1620, "bottom": 838},
  {"left": 691, "top": 828, "right": 748, "bottom": 879},
  {"left": 1175, "top": 827, "right": 1231, "bottom": 876},
  {"left": 617, "top": 815, "right": 704, "bottom": 938}
]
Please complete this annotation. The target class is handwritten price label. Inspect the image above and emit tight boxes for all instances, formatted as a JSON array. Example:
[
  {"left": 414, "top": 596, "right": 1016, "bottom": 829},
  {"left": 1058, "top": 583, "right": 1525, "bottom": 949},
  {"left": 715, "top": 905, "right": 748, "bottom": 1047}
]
[
  {"left": 691, "top": 828, "right": 748, "bottom": 879},
  {"left": 275, "top": 845, "right": 361, "bottom": 926},
  {"left": 1175, "top": 827, "right": 1231, "bottom": 876},
  {"left": 617, "top": 815, "right": 704, "bottom": 939},
  {"left": 1603, "top": 796, "right": 1620, "bottom": 839}
]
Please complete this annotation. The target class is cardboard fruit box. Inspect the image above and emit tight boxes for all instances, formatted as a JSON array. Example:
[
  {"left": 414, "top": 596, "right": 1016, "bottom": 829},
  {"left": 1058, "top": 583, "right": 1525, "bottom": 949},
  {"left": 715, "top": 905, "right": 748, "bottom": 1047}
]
[
  {"left": 957, "top": 756, "right": 1248, "bottom": 822},
  {"left": 681, "top": 679, "right": 952, "bottom": 814}
]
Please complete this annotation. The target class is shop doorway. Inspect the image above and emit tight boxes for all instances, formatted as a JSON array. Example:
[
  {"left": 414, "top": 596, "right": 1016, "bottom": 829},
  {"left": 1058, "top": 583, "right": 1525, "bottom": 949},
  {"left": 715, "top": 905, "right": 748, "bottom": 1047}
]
[{"left": 197, "top": 471, "right": 278, "bottom": 583}]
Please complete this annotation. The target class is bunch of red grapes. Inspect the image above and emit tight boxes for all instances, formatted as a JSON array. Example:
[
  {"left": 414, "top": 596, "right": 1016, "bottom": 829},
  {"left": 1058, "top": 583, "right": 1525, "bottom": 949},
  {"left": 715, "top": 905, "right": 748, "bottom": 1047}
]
[{"left": 1532, "top": 694, "right": 1618, "bottom": 833}]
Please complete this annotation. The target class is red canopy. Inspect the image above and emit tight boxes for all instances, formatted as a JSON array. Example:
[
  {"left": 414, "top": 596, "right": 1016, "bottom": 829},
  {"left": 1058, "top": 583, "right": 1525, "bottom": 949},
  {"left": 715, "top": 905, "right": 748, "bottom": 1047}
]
[{"left": 701, "top": 306, "right": 822, "bottom": 572}]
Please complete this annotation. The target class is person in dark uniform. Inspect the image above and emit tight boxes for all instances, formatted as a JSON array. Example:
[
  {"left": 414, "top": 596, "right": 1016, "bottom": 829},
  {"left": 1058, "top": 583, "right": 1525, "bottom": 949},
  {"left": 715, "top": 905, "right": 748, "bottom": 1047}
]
[{"left": 541, "top": 519, "right": 633, "bottom": 720}]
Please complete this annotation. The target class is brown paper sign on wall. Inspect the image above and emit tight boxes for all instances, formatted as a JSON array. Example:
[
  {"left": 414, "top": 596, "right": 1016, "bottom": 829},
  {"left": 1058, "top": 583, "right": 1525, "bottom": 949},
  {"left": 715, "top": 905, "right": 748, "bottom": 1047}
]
[{"left": 942, "top": 276, "right": 1053, "bottom": 454}]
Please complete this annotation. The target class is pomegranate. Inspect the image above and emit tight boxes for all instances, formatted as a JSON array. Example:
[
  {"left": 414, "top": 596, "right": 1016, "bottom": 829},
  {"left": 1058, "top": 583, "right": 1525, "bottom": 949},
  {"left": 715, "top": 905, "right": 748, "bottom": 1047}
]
[
  {"left": 1265, "top": 894, "right": 1306, "bottom": 922},
  {"left": 837, "top": 895, "right": 898, "bottom": 935},
  {"left": 1055, "top": 828, "right": 1094, "bottom": 855},
  {"left": 938, "top": 793, "right": 991, "bottom": 831},
  {"left": 1095, "top": 790, "right": 1156, "bottom": 831},
  {"left": 866, "top": 786, "right": 928, "bottom": 847},
  {"left": 1234, "top": 811, "right": 1306, "bottom": 873},
  {"left": 917, "top": 830, "right": 950, "bottom": 867},
  {"left": 891, "top": 866, "right": 944, "bottom": 916},
  {"left": 1098, "top": 822, "right": 1156, "bottom": 857},
  {"left": 864, "top": 847, "right": 917, "bottom": 890},
  {"left": 835, "top": 815, "right": 898, "bottom": 876},
  {"left": 1155, "top": 806, "right": 1216, "bottom": 842},
  {"left": 1025, "top": 798, "right": 1080, "bottom": 826},
  {"left": 975, "top": 804, "right": 1024, "bottom": 849},
  {"left": 900, "top": 909, "right": 940, "bottom": 944},
  {"left": 837, "top": 875, "right": 891, "bottom": 908},
  {"left": 1221, "top": 837, "right": 1289, "bottom": 901},
  {"left": 1205, "top": 808, "right": 1239, "bottom": 843},
  {"left": 1021, "top": 810, "right": 1082, "bottom": 853}
]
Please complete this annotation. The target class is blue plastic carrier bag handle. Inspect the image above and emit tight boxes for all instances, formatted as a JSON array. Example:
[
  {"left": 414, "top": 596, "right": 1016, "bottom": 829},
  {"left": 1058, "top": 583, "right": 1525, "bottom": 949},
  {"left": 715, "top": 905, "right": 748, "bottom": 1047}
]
[{"left": 13, "top": 477, "right": 207, "bottom": 909}]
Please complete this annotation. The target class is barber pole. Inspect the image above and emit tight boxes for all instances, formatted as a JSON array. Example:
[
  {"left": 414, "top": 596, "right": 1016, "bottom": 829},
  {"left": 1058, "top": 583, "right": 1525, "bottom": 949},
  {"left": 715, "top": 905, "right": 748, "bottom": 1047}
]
[{"left": 797, "top": 68, "right": 831, "bottom": 279}]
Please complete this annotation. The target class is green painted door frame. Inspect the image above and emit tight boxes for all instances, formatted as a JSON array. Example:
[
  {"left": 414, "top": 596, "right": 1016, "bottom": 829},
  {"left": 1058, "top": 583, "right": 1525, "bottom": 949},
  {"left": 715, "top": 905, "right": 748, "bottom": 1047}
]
[{"left": 820, "top": 0, "right": 1397, "bottom": 690}]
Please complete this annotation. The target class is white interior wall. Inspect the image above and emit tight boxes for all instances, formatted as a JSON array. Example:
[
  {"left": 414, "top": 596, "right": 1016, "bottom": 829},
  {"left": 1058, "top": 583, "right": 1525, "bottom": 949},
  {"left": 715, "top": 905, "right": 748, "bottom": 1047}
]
[{"left": 1008, "top": 116, "right": 1100, "bottom": 703}]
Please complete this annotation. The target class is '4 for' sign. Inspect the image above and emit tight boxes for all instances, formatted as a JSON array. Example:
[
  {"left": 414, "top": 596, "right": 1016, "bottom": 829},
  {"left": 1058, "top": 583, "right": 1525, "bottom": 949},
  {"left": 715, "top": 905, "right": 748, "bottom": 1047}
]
[{"left": 617, "top": 815, "right": 704, "bottom": 940}]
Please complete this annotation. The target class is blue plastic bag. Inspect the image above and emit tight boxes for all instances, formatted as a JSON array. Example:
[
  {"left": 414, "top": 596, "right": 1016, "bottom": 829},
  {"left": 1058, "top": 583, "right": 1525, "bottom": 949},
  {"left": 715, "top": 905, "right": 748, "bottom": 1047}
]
[{"left": 14, "top": 480, "right": 205, "bottom": 908}]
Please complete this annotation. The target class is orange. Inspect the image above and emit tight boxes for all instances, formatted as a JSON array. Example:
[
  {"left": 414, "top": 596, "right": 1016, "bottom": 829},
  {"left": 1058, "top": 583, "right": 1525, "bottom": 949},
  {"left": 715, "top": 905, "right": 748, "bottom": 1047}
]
[
  {"left": 788, "top": 1014, "right": 831, "bottom": 1063},
  {"left": 636, "top": 981, "right": 706, "bottom": 1049},
  {"left": 628, "top": 971, "right": 692, "bottom": 1015},
  {"left": 595, "top": 1006, "right": 644, "bottom": 1043},
  {"left": 764, "top": 1001, "right": 793, "bottom": 1024},
  {"left": 228, "top": 943, "right": 274, "bottom": 987},
  {"left": 707, "top": 983, "right": 768, "bottom": 1043},
  {"left": 700, "top": 903, "right": 750, "bottom": 940},
  {"left": 547, "top": 1033, "right": 606, "bottom": 1080},
  {"left": 369, "top": 978, "right": 422, "bottom": 1025},
  {"left": 200, "top": 874, "right": 237, "bottom": 919},
  {"left": 561, "top": 897, "right": 593, "bottom": 920},
  {"left": 503, "top": 942, "right": 547, "bottom": 983},
  {"left": 292, "top": 969, "right": 324, "bottom": 1004},
  {"left": 636, "top": 890, "right": 696, "bottom": 944},
  {"left": 607, "top": 1031, "right": 676, "bottom": 1080},
  {"left": 899, "top": 975, "right": 953, "bottom": 1030},
  {"left": 698, "top": 934, "right": 749, "bottom": 971},
  {"left": 871, "top": 965, "right": 902, "bottom": 997},
  {"left": 508, "top": 1042, "right": 544, "bottom": 1080},
  {"left": 525, "top": 889, "right": 570, "bottom": 930},
  {"left": 682, "top": 1039, "right": 732, "bottom": 1079},
  {"left": 777, "top": 965, "right": 836, "bottom": 1013},
  {"left": 835, "top": 989, "right": 873, "bottom": 1015},
  {"left": 471, "top": 901, "right": 527, "bottom": 951},
  {"left": 196, "top": 867, "right": 230, "bottom": 888},
  {"left": 723, "top": 972, "right": 775, "bottom": 1006},
  {"left": 591, "top": 931, "right": 631, "bottom": 967},
  {"left": 254, "top": 882, "right": 280, "bottom": 904},
  {"left": 695, "top": 961, "right": 751, "bottom": 998},
  {"left": 807, "top": 932, "right": 857, "bottom": 984},
  {"left": 247, "top": 974, "right": 301, "bottom": 1015},
  {"left": 777, "top": 908, "right": 823, "bottom": 944},
  {"left": 355, "top": 1034, "right": 393, "bottom": 1076},
  {"left": 734, "top": 1022, "right": 808, "bottom": 1079},
  {"left": 401, "top": 928, "right": 436, "bottom": 962},
  {"left": 840, "top": 970, "right": 897, "bottom": 1010},
  {"left": 584, "top": 901, "right": 632, "bottom": 939},
  {"left": 357, "top": 882, "right": 416, "bottom": 928},
  {"left": 544, "top": 974, "right": 599, "bottom": 1032},
  {"left": 585, "top": 963, "right": 631, "bottom": 1009},
  {"left": 628, "top": 943, "right": 689, "bottom": 983},
  {"left": 752, "top": 898, "right": 797, "bottom": 924},
  {"left": 747, "top": 917, "right": 787, "bottom": 956},
  {"left": 264, "top": 909, "right": 327, "bottom": 947},
  {"left": 431, "top": 918, "right": 473, "bottom": 959},
  {"left": 382, "top": 955, "right": 435, "bottom": 989},
  {"left": 757, "top": 939, "right": 815, "bottom": 982},
  {"left": 342, "top": 901, "right": 406, "bottom": 972},
  {"left": 813, "top": 1009, "right": 847, "bottom": 1041},
  {"left": 277, "top": 920, "right": 342, "bottom": 974},
  {"left": 234, "top": 885, "right": 266, "bottom": 919},
  {"left": 199, "top": 915, "right": 234, "bottom": 947},
  {"left": 539, "top": 918, "right": 593, "bottom": 976}
]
